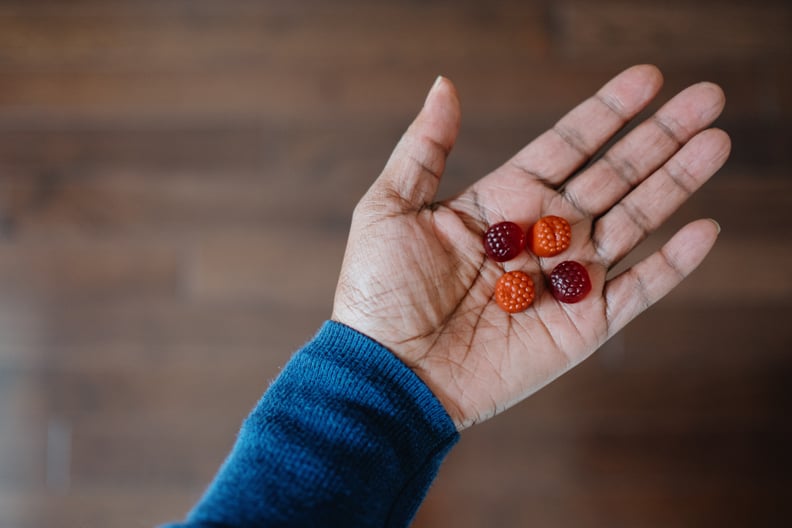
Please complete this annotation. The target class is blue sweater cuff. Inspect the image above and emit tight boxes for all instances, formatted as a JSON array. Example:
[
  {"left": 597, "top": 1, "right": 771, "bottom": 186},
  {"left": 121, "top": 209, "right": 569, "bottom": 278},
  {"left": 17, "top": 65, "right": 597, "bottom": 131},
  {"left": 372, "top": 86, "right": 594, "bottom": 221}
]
[
  {"left": 306, "top": 319, "right": 458, "bottom": 441},
  {"left": 172, "top": 320, "right": 459, "bottom": 528}
]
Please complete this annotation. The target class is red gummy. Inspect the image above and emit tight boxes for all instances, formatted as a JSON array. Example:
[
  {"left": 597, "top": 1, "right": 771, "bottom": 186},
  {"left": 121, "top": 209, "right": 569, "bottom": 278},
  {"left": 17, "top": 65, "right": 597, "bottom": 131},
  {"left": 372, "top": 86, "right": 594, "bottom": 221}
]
[
  {"left": 549, "top": 260, "right": 592, "bottom": 303},
  {"left": 484, "top": 221, "right": 526, "bottom": 262},
  {"left": 495, "top": 270, "right": 535, "bottom": 313}
]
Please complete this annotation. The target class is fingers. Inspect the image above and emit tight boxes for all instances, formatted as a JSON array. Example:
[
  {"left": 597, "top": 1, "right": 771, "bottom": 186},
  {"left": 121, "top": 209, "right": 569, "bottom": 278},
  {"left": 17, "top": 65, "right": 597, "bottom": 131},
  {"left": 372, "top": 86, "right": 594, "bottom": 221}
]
[
  {"left": 375, "top": 76, "right": 461, "bottom": 211},
  {"left": 505, "top": 64, "right": 663, "bottom": 186},
  {"left": 604, "top": 219, "right": 720, "bottom": 335},
  {"left": 563, "top": 82, "right": 727, "bottom": 218},
  {"left": 592, "top": 127, "right": 731, "bottom": 268}
]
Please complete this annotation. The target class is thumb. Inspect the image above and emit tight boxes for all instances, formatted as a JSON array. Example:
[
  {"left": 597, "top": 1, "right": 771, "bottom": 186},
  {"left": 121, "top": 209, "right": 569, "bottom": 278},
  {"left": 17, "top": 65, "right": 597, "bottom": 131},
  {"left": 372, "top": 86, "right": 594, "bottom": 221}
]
[{"left": 377, "top": 76, "right": 461, "bottom": 211}]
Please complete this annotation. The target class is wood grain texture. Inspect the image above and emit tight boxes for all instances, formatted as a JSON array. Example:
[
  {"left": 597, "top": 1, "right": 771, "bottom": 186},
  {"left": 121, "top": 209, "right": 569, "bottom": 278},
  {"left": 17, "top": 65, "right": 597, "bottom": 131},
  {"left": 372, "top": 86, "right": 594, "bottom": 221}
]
[{"left": 0, "top": 1, "right": 789, "bottom": 527}]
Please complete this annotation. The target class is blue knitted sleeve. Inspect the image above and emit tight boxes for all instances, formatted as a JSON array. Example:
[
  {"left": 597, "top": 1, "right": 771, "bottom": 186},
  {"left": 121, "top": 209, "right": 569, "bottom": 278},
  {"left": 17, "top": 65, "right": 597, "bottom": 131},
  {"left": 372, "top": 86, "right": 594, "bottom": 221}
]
[{"left": 162, "top": 320, "right": 460, "bottom": 527}]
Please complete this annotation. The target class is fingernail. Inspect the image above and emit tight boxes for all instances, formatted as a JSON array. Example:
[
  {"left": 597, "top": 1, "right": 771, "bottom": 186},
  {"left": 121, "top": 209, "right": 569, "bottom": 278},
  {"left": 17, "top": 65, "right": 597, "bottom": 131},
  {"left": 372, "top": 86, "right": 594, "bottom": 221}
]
[
  {"left": 709, "top": 219, "right": 721, "bottom": 234},
  {"left": 426, "top": 75, "right": 444, "bottom": 101}
]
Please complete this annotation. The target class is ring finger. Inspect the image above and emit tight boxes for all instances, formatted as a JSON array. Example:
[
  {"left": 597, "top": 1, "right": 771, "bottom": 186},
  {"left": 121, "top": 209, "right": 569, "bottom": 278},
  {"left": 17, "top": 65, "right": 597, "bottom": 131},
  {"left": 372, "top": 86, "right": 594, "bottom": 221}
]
[
  {"left": 592, "top": 127, "right": 731, "bottom": 269},
  {"left": 561, "top": 82, "right": 726, "bottom": 219}
]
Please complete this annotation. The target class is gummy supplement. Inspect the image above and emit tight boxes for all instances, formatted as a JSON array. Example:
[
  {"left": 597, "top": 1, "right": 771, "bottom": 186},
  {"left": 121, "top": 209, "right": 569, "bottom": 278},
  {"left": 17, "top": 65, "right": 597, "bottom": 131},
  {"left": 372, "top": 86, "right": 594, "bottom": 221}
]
[
  {"left": 529, "top": 215, "right": 572, "bottom": 257},
  {"left": 495, "top": 270, "right": 535, "bottom": 313},
  {"left": 549, "top": 260, "right": 591, "bottom": 303},
  {"left": 483, "top": 221, "right": 526, "bottom": 262}
]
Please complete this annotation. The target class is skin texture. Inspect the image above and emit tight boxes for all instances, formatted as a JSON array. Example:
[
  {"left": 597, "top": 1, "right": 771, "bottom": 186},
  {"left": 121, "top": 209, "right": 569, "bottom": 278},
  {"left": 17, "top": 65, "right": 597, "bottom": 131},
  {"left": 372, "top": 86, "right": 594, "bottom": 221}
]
[{"left": 332, "top": 65, "right": 731, "bottom": 430}]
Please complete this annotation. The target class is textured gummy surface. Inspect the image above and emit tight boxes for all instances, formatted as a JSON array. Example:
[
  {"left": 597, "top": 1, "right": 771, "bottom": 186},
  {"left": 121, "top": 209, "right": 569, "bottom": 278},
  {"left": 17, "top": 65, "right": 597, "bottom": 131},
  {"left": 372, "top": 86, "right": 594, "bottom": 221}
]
[
  {"left": 495, "top": 270, "right": 536, "bottom": 313},
  {"left": 529, "top": 216, "right": 571, "bottom": 257},
  {"left": 484, "top": 222, "right": 526, "bottom": 262},
  {"left": 549, "top": 260, "right": 592, "bottom": 303}
]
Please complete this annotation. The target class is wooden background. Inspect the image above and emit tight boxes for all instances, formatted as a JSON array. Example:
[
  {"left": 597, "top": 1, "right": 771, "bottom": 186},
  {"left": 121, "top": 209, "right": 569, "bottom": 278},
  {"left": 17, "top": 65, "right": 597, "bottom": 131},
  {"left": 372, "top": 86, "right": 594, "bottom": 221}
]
[{"left": 0, "top": 1, "right": 790, "bottom": 526}]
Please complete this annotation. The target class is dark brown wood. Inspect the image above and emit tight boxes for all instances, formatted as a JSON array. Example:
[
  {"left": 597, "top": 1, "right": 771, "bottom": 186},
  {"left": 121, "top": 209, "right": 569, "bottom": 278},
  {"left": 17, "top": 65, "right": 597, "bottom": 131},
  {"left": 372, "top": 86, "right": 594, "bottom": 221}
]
[{"left": 0, "top": 1, "right": 790, "bottom": 526}]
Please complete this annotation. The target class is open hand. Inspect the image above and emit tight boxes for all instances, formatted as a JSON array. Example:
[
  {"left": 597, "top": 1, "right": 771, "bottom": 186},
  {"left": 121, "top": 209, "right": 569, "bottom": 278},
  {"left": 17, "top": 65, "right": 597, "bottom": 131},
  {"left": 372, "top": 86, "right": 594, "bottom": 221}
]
[{"left": 332, "top": 65, "right": 730, "bottom": 430}]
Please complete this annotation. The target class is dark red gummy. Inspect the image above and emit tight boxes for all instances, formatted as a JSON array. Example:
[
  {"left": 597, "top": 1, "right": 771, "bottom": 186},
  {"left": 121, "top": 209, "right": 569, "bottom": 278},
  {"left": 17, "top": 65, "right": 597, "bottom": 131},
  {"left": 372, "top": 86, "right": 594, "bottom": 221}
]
[
  {"left": 549, "top": 260, "right": 592, "bottom": 303},
  {"left": 483, "top": 221, "right": 526, "bottom": 262}
]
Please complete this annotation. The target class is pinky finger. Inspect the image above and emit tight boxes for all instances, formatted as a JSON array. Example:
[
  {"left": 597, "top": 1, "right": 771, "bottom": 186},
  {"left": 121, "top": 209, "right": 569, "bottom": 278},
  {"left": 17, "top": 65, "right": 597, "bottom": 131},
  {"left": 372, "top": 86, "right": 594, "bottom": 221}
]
[{"left": 603, "top": 219, "right": 720, "bottom": 336}]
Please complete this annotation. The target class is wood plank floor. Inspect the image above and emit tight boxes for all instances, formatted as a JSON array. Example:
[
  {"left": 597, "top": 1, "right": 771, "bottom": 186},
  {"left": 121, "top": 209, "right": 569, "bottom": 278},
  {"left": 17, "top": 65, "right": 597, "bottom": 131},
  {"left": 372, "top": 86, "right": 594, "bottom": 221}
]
[{"left": 0, "top": 1, "right": 790, "bottom": 526}]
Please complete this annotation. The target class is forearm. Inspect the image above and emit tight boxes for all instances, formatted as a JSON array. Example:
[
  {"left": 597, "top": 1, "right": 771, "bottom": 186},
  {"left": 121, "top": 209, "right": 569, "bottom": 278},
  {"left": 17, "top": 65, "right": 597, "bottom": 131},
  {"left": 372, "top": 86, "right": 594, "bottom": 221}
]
[{"left": 163, "top": 321, "right": 459, "bottom": 528}]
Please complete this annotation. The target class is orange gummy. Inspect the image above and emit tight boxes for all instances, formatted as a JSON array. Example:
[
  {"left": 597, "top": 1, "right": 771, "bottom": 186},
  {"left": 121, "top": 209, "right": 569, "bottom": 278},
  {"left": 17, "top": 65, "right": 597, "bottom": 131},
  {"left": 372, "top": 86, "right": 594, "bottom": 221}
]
[
  {"left": 495, "top": 270, "right": 535, "bottom": 313},
  {"left": 529, "top": 215, "right": 571, "bottom": 257}
]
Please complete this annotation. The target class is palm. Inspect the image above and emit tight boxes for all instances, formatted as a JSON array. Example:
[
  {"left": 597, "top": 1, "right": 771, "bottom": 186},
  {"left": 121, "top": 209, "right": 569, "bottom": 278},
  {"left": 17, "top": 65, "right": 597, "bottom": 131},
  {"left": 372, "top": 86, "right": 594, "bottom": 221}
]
[{"left": 333, "top": 66, "right": 730, "bottom": 429}]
